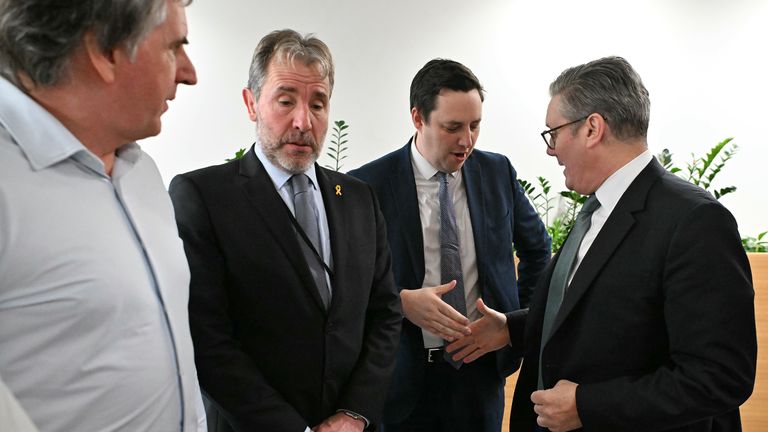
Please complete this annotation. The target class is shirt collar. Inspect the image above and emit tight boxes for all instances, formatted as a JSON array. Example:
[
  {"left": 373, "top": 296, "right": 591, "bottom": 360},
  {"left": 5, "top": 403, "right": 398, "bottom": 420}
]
[
  {"left": 595, "top": 149, "right": 653, "bottom": 213},
  {"left": 253, "top": 141, "right": 320, "bottom": 191},
  {"left": 0, "top": 76, "right": 133, "bottom": 174},
  {"left": 410, "top": 133, "right": 459, "bottom": 181}
]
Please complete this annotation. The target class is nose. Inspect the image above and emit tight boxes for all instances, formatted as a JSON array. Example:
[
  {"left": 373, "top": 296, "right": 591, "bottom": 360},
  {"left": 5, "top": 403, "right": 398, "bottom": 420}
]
[
  {"left": 546, "top": 145, "right": 556, "bottom": 157},
  {"left": 458, "top": 126, "right": 473, "bottom": 148},
  {"left": 176, "top": 47, "right": 197, "bottom": 86},
  {"left": 292, "top": 104, "right": 312, "bottom": 132}
]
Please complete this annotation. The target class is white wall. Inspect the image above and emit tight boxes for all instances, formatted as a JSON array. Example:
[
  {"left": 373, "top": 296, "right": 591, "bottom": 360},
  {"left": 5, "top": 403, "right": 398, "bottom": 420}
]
[{"left": 141, "top": 0, "right": 768, "bottom": 237}]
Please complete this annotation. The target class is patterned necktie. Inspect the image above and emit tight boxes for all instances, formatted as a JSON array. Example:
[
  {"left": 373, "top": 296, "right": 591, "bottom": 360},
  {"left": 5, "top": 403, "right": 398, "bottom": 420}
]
[
  {"left": 538, "top": 195, "right": 600, "bottom": 389},
  {"left": 437, "top": 172, "right": 467, "bottom": 368},
  {"left": 291, "top": 174, "right": 331, "bottom": 310}
]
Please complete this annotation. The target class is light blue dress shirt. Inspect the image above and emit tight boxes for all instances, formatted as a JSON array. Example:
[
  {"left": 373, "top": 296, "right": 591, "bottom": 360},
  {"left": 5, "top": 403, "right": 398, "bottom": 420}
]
[
  {"left": 0, "top": 77, "right": 205, "bottom": 431},
  {"left": 253, "top": 144, "right": 334, "bottom": 291}
]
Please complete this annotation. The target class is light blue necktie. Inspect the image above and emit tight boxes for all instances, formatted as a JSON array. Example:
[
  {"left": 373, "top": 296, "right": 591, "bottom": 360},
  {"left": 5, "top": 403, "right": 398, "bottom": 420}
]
[
  {"left": 538, "top": 195, "right": 600, "bottom": 389},
  {"left": 437, "top": 172, "right": 467, "bottom": 368}
]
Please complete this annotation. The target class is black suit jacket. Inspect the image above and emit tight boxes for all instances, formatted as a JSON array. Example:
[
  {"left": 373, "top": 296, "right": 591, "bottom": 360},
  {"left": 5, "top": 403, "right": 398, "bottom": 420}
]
[
  {"left": 349, "top": 141, "right": 551, "bottom": 422},
  {"left": 169, "top": 146, "right": 402, "bottom": 431},
  {"left": 508, "top": 159, "right": 756, "bottom": 431}
]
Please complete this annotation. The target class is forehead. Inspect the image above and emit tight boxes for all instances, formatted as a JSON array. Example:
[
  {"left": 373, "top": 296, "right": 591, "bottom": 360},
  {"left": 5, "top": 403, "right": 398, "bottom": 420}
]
[
  {"left": 264, "top": 59, "right": 330, "bottom": 93},
  {"left": 545, "top": 94, "right": 565, "bottom": 125},
  {"left": 431, "top": 88, "right": 482, "bottom": 119}
]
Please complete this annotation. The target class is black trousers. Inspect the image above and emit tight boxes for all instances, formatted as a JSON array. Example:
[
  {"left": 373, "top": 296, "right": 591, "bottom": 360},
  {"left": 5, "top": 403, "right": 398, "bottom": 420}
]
[{"left": 381, "top": 354, "right": 505, "bottom": 432}]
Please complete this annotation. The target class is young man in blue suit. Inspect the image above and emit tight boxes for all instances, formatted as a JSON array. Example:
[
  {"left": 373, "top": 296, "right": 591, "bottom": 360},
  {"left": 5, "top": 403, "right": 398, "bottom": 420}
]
[
  {"left": 448, "top": 56, "right": 757, "bottom": 432},
  {"left": 349, "top": 59, "right": 551, "bottom": 431}
]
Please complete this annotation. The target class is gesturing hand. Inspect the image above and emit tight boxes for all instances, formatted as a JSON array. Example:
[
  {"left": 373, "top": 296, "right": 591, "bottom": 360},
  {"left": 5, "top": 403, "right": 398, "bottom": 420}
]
[
  {"left": 446, "top": 298, "right": 509, "bottom": 362},
  {"left": 400, "top": 281, "right": 471, "bottom": 341}
]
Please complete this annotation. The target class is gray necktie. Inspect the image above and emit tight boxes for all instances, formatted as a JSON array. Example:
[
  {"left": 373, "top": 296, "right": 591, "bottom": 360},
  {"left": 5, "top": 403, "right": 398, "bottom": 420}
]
[
  {"left": 437, "top": 172, "right": 467, "bottom": 368},
  {"left": 291, "top": 174, "right": 331, "bottom": 310},
  {"left": 538, "top": 195, "right": 600, "bottom": 389}
]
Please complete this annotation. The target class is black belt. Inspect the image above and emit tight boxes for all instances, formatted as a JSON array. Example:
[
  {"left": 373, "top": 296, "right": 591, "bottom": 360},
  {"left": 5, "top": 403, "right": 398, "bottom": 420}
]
[{"left": 425, "top": 347, "right": 446, "bottom": 364}]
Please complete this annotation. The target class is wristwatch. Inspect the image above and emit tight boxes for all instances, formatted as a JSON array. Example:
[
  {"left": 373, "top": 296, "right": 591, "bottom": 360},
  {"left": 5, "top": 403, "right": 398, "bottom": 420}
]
[{"left": 339, "top": 409, "right": 367, "bottom": 427}]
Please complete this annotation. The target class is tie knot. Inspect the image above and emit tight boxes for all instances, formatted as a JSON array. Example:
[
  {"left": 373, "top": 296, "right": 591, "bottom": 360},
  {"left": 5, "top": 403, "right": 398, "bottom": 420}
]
[
  {"left": 435, "top": 172, "right": 449, "bottom": 184},
  {"left": 290, "top": 174, "right": 312, "bottom": 195},
  {"left": 580, "top": 195, "right": 600, "bottom": 215}
]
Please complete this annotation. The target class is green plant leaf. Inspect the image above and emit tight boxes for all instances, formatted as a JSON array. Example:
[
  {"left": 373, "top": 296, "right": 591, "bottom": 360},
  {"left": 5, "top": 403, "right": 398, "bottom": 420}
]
[{"left": 225, "top": 148, "right": 247, "bottom": 162}]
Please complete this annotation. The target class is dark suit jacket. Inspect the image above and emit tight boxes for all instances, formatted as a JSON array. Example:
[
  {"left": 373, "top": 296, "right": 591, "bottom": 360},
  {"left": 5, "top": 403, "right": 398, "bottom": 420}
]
[
  {"left": 349, "top": 140, "right": 551, "bottom": 422},
  {"left": 507, "top": 159, "right": 757, "bottom": 431},
  {"left": 169, "top": 146, "right": 402, "bottom": 431}
]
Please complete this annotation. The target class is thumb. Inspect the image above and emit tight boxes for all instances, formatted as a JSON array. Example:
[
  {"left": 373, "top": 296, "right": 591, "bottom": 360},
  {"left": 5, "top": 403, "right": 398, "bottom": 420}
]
[
  {"left": 475, "top": 298, "right": 489, "bottom": 315},
  {"left": 434, "top": 280, "right": 458, "bottom": 295}
]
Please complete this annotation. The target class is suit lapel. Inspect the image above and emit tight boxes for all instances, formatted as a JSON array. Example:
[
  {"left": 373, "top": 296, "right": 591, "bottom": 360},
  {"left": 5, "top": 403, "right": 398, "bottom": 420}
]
[
  {"left": 237, "top": 147, "right": 327, "bottom": 312},
  {"left": 388, "top": 141, "right": 426, "bottom": 285},
  {"left": 462, "top": 155, "right": 489, "bottom": 299},
  {"left": 549, "top": 159, "right": 666, "bottom": 337},
  {"left": 316, "top": 166, "right": 346, "bottom": 314}
]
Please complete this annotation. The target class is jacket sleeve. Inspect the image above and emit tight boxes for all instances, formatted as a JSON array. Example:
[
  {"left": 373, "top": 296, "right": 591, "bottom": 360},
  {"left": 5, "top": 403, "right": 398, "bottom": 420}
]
[
  {"left": 508, "top": 160, "right": 551, "bottom": 308},
  {"left": 333, "top": 183, "right": 403, "bottom": 425}
]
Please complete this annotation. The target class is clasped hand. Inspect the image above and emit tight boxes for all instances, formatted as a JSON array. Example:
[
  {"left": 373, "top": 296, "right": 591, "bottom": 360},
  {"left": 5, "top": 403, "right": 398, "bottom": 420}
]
[
  {"left": 399, "top": 280, "right": 471, "bottom": 341},
  {"left": 445, "top": 298, "right": 509, "bottom": 363}
]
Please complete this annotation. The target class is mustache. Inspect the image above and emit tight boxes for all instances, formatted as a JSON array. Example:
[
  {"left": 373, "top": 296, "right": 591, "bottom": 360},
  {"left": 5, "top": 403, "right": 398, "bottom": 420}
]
[{"left": 280, "top": 131, "right": 316, "bottom": 147}]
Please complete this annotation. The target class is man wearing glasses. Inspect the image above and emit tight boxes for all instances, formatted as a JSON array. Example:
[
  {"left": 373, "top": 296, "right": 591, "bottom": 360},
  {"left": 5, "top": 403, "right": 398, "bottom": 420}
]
[
  {"left": 448, "top": 56, "right": 756, "bottom": 432},
  {"left": 350, "top": 59, "right": 551, "bottom": 431}
]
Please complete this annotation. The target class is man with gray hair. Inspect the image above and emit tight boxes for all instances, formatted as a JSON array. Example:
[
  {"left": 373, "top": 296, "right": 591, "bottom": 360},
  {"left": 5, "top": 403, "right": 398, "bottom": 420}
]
[
  {"left": 0, "top": 0, "right": 203, "bottom": 431},
  {"left": 448, "top": 56, "right": 756, "bottom": 431},
  {"left": 169, "top": 29, "right": 402, "bottom": 432}
]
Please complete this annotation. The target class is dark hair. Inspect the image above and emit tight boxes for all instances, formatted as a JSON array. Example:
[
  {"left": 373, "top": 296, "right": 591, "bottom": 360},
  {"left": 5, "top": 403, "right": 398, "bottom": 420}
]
[
  {"left": 550, "top": 56, "right": 650, "bottom": 140},
  {"left": 0, "top": 0, "right": 192, "bottom": 88},
  {"left": 410, "top": 58, "right": 484, "bottom": 123},
  {"left": 247, "top": 29, "right": 334, "bottom": 101}
]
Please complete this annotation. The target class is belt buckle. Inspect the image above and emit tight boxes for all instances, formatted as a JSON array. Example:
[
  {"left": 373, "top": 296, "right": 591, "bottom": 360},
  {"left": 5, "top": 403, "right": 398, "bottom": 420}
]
[{"left": 427, "top": 348, "right": 442, "bottom": 363}]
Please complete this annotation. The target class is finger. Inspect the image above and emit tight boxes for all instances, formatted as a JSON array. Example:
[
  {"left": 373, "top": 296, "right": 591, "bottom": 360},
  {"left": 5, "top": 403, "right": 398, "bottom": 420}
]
[
  {"left": 476, "top": 298, "right": 488, "bottom": 315},
  {"left": 531, "top": 390, "right": 545, "bottom": 404},
  {"left": 458, "top": 347, "right": 485, "bottom": 363},
  {"left": 453, "top": 346, "right": 482, "bottom": 363},
  {"left": 432, "top": 279, "right": 458, "bottom": 295},
  {"left": 426, "top": 322, "right": 463, "bottom": 341},
  {"left": 445, "top": 336, "right": 472, "bottom": 353},
  {"left": 436, "top": 301, "right": 471, "bottom": 327},
  {"left": 449, "top": 344, "right": 476, "bottom": 361}
]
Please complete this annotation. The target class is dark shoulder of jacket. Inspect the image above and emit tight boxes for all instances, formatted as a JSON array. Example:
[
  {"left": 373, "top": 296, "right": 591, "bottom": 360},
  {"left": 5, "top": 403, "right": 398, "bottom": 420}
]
[
  {"left": 179, "top": 156, "right": 240, "bottom": 182},
  {"left": 347, "top": 148, "right": 403, "bottom": 184}
]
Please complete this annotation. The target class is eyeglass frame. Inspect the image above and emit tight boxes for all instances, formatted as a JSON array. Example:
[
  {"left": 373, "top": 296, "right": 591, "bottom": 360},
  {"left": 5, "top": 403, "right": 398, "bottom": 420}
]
[{"left": 540, "top": 115, "right": 590, "bottom": 149}]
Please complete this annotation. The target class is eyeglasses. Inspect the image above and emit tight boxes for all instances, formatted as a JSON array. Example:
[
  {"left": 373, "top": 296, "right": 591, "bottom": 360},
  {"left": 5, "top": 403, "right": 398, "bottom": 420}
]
[{"left": 540, "top": 116, "right": 588, "bottom": 149}]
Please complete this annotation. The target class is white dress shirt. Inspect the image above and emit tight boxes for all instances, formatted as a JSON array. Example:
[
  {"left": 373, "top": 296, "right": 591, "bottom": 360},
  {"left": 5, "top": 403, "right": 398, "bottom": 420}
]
[
  {"left": 0, "top": 77, "right": 205, "bottom": 431},
  {"left": 568, "top": 150, "right": 653, "bottom": 284},
  {"left": 411, "top": 140, "right": 480, "bottom": 348}
]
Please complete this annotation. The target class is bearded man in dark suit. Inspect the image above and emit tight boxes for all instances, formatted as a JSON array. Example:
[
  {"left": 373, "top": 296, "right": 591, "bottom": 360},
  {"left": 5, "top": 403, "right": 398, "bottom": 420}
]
[{"left": 169, "top": 29, "right": 402, "bottom": 432}]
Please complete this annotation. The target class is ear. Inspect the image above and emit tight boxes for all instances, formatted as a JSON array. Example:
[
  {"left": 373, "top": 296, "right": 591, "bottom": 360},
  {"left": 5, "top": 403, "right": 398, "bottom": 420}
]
[
  {"left": 83, "top": 31, "right": 117, "bottom": 84},
  {"left": 584, "top": 113, "right": 607, "bottom": 149},
  {"left": 411, "top": 107, "right": 425, "bottom": 131},
  {"left": 242, "top": 88, "right": 258, "bottom": 122}
]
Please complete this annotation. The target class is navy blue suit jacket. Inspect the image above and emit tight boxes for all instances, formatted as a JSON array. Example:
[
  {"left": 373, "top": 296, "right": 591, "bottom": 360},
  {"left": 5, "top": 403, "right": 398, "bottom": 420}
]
[{"left": 349, "top": 139, "right": 551, "bottom": 422}]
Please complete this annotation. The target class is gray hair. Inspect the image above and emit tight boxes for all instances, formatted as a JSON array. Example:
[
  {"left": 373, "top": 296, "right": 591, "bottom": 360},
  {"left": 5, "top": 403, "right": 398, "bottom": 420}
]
[
  {"left": 0, "top": 0, "right": 192, "bottom": 88},
  {"left": 247, "top": 29, "right": 334, "bottom": 101},
  {"left": 550, "top": 56, "right": 650, "bottom": 140}
]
